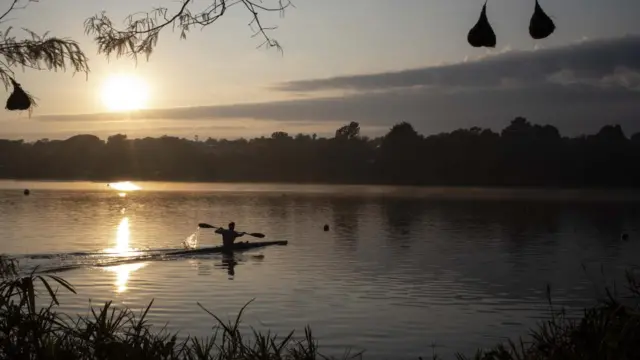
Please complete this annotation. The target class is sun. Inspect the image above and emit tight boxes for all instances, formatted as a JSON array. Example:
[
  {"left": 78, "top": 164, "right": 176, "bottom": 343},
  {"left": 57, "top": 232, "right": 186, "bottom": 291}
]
[{"left": 101, "top": 74, "right": 149, "bottom": 112}]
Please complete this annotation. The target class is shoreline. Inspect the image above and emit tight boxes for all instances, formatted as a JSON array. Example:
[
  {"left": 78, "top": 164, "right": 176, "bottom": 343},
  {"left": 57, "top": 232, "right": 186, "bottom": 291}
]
[{"left": 3, "top": 179, "right": 640, "bottom": 202}]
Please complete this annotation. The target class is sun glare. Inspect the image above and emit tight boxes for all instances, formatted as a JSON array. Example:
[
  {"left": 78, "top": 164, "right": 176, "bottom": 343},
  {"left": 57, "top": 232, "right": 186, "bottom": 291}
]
[
  {"left": 108, "top": 181, "right": 141, "bottom": 192},
  {"left": 101, "top": 74, "right": 149, "bottom": 112}
]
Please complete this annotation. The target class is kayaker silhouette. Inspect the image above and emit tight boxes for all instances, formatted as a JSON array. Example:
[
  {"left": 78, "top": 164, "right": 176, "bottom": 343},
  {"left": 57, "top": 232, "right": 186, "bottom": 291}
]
[{"left": 215, "top": 222, "right": 245, "bottom": 249}]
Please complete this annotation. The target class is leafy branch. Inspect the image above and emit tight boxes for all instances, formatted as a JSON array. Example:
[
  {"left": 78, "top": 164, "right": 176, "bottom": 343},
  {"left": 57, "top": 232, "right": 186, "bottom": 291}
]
[
  {"left": 0, "top": 1, "right": 90, "bottom": 112},
  {"left": 0, "top": 0, "right": 292, "bottom": 113},
  {"left": 0, "top": 28, "right": 89, "bottom": 86},
  {"left": 0, "top": 26, "right": 90, "bottom": 113},
  {"left": 84, "top": 0, "right": 293, "bottom": 61}
]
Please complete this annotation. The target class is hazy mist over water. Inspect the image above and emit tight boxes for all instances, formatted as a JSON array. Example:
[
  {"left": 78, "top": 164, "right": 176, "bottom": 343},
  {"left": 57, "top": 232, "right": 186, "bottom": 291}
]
[{"left": 1, "top": 181, "right": 639, "bottom": 359}]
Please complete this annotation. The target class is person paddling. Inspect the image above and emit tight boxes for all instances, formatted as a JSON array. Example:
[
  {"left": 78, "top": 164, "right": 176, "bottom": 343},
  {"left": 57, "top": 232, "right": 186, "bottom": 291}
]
[{"left": 215, "top": 222, "right": 245, "bottom": 249}]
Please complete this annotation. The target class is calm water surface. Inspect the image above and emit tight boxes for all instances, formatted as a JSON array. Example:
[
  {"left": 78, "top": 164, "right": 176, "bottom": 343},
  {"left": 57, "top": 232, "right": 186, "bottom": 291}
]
[{"left": 1, "top": 180, "right": 640, "bottom": 359}]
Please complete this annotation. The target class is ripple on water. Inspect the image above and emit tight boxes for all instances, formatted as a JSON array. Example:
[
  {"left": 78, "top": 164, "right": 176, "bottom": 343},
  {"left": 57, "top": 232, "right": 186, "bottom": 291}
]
[{"left": 3, "top": 186, "right": 640, "bottom": 359}]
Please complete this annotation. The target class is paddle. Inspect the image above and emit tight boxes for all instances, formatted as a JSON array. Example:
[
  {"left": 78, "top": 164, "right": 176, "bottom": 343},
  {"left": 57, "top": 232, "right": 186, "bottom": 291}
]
[{"left": 197, "top": 223, "right": 266, "bottom": 238}]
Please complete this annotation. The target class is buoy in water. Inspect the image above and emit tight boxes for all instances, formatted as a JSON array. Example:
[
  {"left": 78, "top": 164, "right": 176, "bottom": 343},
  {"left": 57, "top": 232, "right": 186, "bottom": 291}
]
[
  {"left": 622, "top": 233, "right": 629, "bottom": 241},
  {"left": 23, "top": 189, "right": 30, "bottom": 196},
  {"left": 323, "top": 224, "right": 330, "bottom": 232}
]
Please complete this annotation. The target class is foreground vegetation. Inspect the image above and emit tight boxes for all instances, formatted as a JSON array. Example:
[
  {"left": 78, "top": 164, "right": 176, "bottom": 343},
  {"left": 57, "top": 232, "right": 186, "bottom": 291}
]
[
  {"left": 1, "top": 256, "right": 640, "bottom": 359},
  {"left": 3, "top": 117, "right": 640, "bottom": 187},
  {"left": 0, "top": 257, "right": 358, "bottom": 360}
]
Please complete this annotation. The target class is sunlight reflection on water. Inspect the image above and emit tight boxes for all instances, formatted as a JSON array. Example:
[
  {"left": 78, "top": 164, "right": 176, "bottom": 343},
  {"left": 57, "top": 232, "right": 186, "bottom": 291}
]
[
  {"left": 103, "top": 217, "right": 141, "bottom": 257},
  {"left": 99, "top": 215, "right": 146, "bottom": 293},
  {"left": 108, "top": 181, "right": 141, "bottom": 192},
  {"left": 103, "top": 262, "right": 147, "bottom": 293}
]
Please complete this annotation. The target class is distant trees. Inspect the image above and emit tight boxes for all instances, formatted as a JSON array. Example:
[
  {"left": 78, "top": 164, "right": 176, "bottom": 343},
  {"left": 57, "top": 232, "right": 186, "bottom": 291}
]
[
  {"left": 377, "top": 122, "right": 423, "bottom": 184},
  {"left": 2, "top": 117, "right": 640, "bottom": 187},
  {"left": 335, "top": 122, "right": 360, "bottom": 140},
  {"left": 271, "top": 131, "right": 291, "bottom": 140}
]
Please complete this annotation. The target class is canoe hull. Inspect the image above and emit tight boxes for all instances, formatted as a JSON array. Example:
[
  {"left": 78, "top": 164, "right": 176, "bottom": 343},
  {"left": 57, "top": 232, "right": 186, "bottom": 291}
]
[{"left": 167, "top": 241, "right": 288, "bottom": 256}]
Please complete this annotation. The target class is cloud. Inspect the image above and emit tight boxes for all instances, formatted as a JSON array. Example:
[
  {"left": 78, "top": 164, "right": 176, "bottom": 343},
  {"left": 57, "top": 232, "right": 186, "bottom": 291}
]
[
  {"left": 273, "top": 35, "right": 640, "bottom": 93},
  {"left": 33, "top": 35, "right": 640, "bottom": 138}
]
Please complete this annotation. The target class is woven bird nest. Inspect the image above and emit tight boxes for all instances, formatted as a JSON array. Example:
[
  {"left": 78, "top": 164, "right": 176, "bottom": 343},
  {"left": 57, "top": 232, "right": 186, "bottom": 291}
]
[
  {"left": 468, "top": 0, "right": 555, "bottom": 48},
  {"left": 5, "top": 78, "right": 36, "bottom": 114}
]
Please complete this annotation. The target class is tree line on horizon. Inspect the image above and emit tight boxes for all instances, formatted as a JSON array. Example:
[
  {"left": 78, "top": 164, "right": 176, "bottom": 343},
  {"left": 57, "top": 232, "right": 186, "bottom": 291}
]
[{"left": 0, "top": 117, "right": 639, "bottom": 187}]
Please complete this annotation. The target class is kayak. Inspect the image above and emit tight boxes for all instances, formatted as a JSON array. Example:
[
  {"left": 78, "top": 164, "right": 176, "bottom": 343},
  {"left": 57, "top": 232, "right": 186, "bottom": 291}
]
[{"left": 166, "top": 241, "right": 288, "bottom": 256}]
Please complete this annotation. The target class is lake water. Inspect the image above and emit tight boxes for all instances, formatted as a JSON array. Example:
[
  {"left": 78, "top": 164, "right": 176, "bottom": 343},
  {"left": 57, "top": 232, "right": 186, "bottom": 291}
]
[{"left": 1, "top": 180, "right": 640, "bottom": 359}]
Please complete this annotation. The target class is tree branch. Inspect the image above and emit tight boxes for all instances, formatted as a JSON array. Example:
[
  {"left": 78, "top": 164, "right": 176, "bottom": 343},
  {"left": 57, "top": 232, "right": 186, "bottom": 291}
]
[
  {"left": 0, "top": 0, "right": 20, "bottom": 23},
  {"left": 0, "top": 0, "right": 293, "bottom": 113},
  {"left": 0, "top": 28, "right": 89, "bottom": 85},
  {"left": 0, "top": 0, "right": 35, "bottom": 25},
  {"left": 0, "top": 26, "right": 90, "bottom": 113},
  {"left": 84, "top": 0, "right": 293, "bottom": 60}
]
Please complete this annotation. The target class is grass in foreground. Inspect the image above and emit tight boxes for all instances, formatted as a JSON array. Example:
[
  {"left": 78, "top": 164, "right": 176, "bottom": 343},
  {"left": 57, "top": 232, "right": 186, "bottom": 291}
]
[{"left": 1, "top": 256, "right": 640, "bottom": 359}]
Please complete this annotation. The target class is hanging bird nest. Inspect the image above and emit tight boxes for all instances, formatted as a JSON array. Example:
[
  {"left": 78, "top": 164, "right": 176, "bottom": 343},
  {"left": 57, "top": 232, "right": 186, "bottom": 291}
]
[
  {"left": 467, "top": 1, "right": 496, "bottom": 48},
  {"left": 529, "top": 0, "right": 556, "bottom": 40},
  {"left": 467, "top": 0, "right": 555, "bottom": 48},
  {"left": 5, "top": 78, "right": 37, "bottom": 115}
]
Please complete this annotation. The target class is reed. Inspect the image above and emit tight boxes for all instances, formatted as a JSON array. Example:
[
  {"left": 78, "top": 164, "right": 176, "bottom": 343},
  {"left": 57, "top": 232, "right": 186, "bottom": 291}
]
[
  {"left": 1, "top": 256, "right": 639, "bottom": 360},
  {"left": 0, "top": 256, "right": 362, "bottom": 360}
]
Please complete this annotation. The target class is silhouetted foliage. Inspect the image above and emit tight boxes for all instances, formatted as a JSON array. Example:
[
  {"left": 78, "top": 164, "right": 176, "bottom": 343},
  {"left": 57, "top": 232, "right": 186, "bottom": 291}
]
[
  {"left": 335, "top": 122, "right": 361, "bottom": 140},
  {"left": 0, "top": 1, "right": 89, "bottom": 113},
  {"left": 1, "top": 118, "right": 639, "bottom": 187},
  {"left": 84, "top": 0, "right": 292, "bottom": 60},
  {"left": 3, "top": 256, "right": 640, "bottom": 359},
  {"left": 1, "top": 0, "right": 290, "bottom": 109}
]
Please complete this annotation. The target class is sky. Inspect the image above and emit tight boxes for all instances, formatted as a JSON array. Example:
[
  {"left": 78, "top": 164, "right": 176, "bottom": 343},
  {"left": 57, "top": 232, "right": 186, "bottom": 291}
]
[{"left": 0, "top": 0, "right": 639, "bottom": 140}]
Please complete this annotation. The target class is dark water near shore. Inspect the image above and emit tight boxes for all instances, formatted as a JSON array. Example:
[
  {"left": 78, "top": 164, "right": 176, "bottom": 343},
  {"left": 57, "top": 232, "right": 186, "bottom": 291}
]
[{"left": 1, "top": 180, "right": 639, "bottom": 359}]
